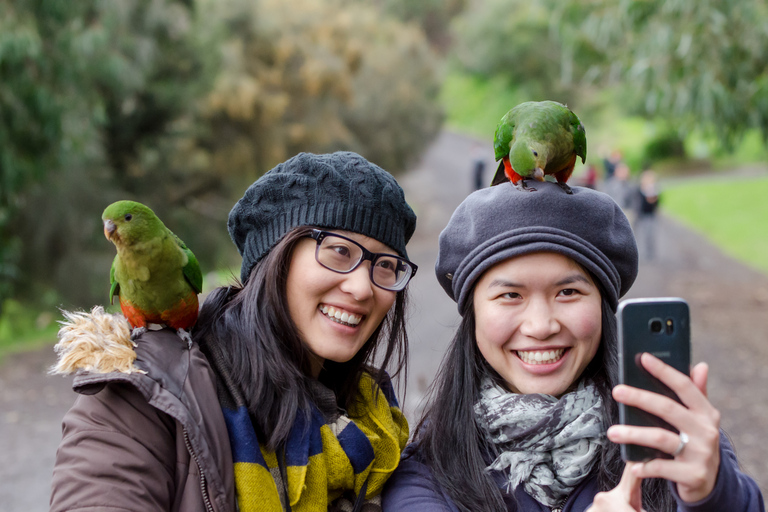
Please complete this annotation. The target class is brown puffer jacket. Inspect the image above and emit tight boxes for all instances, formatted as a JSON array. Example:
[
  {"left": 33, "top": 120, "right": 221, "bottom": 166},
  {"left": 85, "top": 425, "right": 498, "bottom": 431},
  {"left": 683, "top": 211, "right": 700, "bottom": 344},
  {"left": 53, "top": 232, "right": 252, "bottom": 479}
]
[{"left": 50, "top": 326, "right": 236, "bottom": 512}]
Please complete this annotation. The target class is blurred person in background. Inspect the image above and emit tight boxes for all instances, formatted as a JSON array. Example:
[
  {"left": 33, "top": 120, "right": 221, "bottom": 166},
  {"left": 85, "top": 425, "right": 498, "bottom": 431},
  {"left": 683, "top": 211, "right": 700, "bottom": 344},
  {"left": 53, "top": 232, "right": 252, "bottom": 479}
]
[
  {"left": 633, "top": 169, "right": 661, "bottom": 261},
  {"left": 472, "top": 142, "right": 489, "bottom": 191},
  {"left": 604, "top": 162, "right": 634, "bottom": 213}
]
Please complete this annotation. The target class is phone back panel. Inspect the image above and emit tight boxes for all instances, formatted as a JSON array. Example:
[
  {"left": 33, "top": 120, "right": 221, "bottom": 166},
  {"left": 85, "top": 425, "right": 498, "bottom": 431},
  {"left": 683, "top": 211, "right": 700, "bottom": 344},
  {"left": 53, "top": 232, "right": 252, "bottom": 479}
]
[{"left": 617, "top": 298, "right": 691, "bottom": 461}]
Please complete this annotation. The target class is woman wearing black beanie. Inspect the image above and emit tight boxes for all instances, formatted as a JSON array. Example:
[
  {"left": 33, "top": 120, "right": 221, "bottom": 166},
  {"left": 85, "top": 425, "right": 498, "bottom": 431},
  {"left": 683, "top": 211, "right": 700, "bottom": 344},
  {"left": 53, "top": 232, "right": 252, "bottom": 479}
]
[{"left": 51, "top": 151, "right": 418, "bottom": 512}]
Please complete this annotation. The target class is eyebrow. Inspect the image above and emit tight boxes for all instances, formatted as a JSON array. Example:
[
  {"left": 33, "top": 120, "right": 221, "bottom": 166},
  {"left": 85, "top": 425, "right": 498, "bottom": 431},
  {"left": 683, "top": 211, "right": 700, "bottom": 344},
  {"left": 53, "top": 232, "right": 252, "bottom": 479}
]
[
  {"left": 555, "top": 274, "right": 592, "bottom": 287},
  {"left": 486, "top": 274, "right": 591, "bottom": 289},
  {"left": 486, "top": 278, "right": 523, "bottom": 289}
]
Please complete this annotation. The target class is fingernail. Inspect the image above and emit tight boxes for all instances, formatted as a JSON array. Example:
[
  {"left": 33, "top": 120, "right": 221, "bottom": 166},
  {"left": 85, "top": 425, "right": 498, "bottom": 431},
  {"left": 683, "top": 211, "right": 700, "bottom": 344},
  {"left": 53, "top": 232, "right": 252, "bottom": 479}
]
[{"left": 643, "top": 352, "right": 659, "bottom": 365}]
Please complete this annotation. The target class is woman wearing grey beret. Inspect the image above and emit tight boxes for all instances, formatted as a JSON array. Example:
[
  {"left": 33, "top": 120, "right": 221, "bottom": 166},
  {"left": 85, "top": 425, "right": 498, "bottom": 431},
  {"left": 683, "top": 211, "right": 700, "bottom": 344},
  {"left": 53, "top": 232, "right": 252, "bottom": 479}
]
[
  {"left": 51, "top": 152, "right": 417, "bottom": 512},
  {"left": 383, "top": 181, "right": 763, "bottom": 512}
]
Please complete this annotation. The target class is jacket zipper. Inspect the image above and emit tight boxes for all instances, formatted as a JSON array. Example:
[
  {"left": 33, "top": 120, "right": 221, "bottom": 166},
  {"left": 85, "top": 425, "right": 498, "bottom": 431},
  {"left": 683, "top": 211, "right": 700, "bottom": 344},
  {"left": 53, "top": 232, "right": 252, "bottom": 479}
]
[
  {"left": 550, "top": 491, "right": 571, "bottom": 512},
  {"left": 184, "top": 429, "right": 215, "bottom": 512}
]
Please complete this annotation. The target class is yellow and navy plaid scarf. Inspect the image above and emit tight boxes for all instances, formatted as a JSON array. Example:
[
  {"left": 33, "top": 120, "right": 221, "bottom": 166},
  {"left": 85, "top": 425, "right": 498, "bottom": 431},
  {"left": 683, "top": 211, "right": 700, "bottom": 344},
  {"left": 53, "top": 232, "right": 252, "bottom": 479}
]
[{"left": 221, "top": 372, "right": 408, "bottom": 511}]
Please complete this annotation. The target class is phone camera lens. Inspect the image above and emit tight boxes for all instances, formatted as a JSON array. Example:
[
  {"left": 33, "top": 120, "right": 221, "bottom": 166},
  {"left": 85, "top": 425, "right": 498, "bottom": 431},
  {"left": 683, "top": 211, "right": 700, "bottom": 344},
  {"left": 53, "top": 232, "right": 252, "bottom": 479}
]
[{"left": 649, "top": 319, "right": 663, "bottom": 334}]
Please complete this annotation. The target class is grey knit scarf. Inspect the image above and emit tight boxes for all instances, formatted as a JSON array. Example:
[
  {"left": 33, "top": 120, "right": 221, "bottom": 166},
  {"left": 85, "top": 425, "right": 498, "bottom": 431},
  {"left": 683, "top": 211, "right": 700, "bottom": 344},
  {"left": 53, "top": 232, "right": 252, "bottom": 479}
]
[{"left": 474, "top": 379, "right": 607, "bottom": 508}]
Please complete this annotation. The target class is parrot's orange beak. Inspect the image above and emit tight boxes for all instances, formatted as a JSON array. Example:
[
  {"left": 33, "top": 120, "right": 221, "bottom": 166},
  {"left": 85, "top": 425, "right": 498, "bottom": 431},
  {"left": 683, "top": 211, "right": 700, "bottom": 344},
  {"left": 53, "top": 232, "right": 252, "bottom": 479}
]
[
  {"left": 104, "top": 219, "right": 117, "bottom": 241},
  {"left": 533, "top": 168, "right": 545, "bottom": 181}
]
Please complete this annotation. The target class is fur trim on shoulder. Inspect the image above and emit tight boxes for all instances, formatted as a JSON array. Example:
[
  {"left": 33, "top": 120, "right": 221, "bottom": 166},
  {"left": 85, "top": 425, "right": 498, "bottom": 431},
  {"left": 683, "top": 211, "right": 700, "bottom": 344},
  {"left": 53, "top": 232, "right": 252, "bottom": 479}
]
[{"left": 51, "top": 306, "right": 145, "bottom": 375}]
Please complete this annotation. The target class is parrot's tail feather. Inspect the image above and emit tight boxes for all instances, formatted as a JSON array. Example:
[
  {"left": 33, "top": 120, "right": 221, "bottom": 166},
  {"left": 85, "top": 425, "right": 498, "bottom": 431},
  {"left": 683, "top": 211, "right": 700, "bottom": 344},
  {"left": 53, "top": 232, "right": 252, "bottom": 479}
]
[{"left": 50, "top": 306, "right": 145, "bottom": 375}]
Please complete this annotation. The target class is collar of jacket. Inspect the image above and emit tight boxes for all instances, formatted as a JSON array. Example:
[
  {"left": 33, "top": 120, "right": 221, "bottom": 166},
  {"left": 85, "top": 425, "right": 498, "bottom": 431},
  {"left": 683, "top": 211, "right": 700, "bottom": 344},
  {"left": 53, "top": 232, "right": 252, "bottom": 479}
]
[{"left": 66, "top": 327, "right": 232, "bottom": 512}]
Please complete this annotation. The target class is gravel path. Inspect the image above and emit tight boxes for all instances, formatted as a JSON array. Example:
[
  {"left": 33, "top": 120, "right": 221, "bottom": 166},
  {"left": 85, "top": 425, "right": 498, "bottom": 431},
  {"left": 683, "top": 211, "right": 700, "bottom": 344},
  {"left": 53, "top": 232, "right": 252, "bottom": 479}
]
[{"left": 2, "top": 131, "right": 766, "bottom": 511}]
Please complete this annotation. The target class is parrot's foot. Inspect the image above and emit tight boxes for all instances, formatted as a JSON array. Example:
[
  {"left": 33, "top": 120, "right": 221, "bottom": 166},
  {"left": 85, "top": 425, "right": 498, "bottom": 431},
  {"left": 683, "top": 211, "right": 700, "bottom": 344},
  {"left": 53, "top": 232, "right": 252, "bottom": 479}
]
[
  {"left": 556, "top": 181, "right": 574, "bottom": 194},
  {"left": 515, "top": 180, "right": 538, "bottom": 192},
  {"left": 130, "top": 326, "right": 148, "bottom": 341},
  {"left": 176, "top": 328, "right": 193, "bottom": 349}
]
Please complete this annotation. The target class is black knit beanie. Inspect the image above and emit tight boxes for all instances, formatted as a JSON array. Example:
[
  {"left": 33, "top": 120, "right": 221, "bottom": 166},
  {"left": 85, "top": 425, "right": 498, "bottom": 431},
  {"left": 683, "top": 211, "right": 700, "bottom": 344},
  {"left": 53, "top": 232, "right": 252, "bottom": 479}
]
[
  {"left": 436, "top": 181, "right": 638, "bottom": 313},
  {"left": 229, "top": 151, "right": 417, "bottom": 283}
]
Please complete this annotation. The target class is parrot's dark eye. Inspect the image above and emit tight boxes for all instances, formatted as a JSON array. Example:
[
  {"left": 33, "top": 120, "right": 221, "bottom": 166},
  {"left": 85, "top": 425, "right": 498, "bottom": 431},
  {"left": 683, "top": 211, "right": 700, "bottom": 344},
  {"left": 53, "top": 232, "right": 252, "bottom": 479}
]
[
  {"left": 124, "top": 214, "right": 133, "bottom": 222},
  {"left": 532, "top": 151, "right": 538, "bottom": 157}
]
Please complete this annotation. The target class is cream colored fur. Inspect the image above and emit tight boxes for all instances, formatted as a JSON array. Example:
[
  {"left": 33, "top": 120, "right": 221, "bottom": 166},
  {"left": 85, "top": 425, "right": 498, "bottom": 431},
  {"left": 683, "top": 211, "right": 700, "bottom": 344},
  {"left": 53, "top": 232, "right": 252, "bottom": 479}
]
[{"left": 50, "top": 306, "right": 145, "bottom": 375}]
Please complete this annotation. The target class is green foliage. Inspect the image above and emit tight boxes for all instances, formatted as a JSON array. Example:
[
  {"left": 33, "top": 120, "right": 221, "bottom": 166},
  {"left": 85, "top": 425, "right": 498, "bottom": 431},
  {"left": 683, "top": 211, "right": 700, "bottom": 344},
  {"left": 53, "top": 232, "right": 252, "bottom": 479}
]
[
  {"left": 0, "top": 0, "right": 225, "bottom": 310},
  {"left": 557, "top": 0, "right": 768, "bottom": 149},
  {"left": 371, "top": 0, "right": 467, "bottom": 52},
  {"left": 439, "top": 69, "right": 526, "bottom": 139},
  {"left": 0, "top": 299, "right": 60, "bottom": 359},
  {"left": 201, "top": 0, "right": 443, "bottom": 177},
  {"left": 0, "top": 0, "right": 444, "bottom": 316},
  {"left": 450, "top": 0, "right": 603, "bottom": 109},
  {"left": 642, "top": 131, "right": 686, "bottom": 166},
  {"left": 662, "top": 177, "right": 768, "bottom": 275},
  {"left": 451, "top": 0, "right": 768, "bottom": 151}
]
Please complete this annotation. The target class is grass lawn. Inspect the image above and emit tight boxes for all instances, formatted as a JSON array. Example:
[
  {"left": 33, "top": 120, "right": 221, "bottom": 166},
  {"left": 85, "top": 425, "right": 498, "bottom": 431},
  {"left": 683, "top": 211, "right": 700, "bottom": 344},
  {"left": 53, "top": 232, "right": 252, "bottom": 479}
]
[{"left": 662, "top": 176, "right": 768, "bottom": 275}]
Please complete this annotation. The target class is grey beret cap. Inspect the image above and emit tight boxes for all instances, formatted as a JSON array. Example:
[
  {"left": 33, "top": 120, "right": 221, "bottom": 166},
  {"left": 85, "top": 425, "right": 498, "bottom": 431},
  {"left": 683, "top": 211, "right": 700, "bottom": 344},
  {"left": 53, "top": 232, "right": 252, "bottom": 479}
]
[
  {"left": 229, "top": 151, "right": 417, "bottom": 283},
  {"left": 436, "top": 181, "right": 638, "bottom": 312}
]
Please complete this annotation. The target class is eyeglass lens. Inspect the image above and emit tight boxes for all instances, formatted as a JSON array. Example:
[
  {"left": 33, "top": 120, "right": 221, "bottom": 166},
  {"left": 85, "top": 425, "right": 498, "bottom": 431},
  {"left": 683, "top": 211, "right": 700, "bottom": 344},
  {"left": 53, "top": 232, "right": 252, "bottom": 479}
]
[{"left": 315, "top": 234, "right": 412, "bottom": 290}]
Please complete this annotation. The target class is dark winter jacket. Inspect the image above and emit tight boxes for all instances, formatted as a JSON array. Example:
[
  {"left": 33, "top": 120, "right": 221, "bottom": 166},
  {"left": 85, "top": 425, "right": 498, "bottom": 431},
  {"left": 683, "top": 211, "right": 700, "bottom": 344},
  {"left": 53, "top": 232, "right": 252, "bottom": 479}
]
[
  {"left": 50, "top": 328, "right": 236, "bottom": 512},
  {"left": 382, "top": 433, "right": 765, "bottom": 512}
]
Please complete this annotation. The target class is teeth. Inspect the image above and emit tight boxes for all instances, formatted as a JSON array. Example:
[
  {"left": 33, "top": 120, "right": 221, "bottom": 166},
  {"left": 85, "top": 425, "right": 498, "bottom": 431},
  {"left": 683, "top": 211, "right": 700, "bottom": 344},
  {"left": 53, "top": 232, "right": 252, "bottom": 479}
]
[
  {"left": 320, "top": 305, "right": 361, "bottom": 326},
  {"left": 517, "top": 349, "right": 565, "bottom": 365}
]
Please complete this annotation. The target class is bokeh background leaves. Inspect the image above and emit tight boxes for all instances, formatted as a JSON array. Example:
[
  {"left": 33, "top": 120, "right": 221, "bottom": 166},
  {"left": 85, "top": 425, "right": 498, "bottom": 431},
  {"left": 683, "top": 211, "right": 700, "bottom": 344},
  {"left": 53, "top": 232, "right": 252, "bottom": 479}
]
[{"left": 0, "top": 0, "right": 443, "bottom": 317}]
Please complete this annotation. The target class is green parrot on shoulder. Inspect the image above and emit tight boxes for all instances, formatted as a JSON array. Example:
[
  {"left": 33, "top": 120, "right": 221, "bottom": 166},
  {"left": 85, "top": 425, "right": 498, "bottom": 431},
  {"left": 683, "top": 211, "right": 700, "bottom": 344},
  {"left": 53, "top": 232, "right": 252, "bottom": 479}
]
[
  {"left": 491, "top": 100, "right": 587, "bottom": 194},
  {"left": 102, "top": 200, "right": 202, "bottom": 346}
]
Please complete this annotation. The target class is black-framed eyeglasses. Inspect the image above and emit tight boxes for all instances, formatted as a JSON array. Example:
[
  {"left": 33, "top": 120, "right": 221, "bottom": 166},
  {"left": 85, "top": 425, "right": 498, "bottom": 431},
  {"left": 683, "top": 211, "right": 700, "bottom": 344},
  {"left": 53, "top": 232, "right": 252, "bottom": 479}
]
[{"left": 308, "top": 229, "right": 417, "bottom": 292}]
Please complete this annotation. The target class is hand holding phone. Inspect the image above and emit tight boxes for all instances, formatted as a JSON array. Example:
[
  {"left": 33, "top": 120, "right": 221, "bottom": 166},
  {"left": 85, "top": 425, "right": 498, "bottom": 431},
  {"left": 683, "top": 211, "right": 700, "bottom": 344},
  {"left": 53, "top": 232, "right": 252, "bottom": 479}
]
[{"left": 617, "top": 297, "right": 691, "bottom": 462}]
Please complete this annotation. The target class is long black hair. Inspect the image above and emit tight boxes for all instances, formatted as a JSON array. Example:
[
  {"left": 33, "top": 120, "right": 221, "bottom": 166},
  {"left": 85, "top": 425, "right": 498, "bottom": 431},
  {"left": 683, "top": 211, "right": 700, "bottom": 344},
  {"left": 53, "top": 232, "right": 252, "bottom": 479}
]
[
  {"left": 193, "top": 226, "right": 409, "bottom": 450},
  {"left": 413, "top": 287, "right": 676, "bottom": 512}
]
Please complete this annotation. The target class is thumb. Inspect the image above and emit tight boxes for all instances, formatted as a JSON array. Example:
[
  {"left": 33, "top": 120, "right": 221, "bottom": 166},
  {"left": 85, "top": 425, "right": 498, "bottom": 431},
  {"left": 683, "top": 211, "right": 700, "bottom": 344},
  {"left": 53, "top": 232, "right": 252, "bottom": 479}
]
[{"left": 619, "top": 462, "right": 644, "bottom": 511}]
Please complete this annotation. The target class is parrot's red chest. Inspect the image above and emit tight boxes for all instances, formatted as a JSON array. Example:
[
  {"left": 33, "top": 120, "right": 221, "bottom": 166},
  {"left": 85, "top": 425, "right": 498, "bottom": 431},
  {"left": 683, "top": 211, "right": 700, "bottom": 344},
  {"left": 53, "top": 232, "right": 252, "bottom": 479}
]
[
  {"left": 503, "top": 157, "right": 524, "bottom": 184},
  {"left": 120, "top": 291, "right": 199, "bottom": 331}
]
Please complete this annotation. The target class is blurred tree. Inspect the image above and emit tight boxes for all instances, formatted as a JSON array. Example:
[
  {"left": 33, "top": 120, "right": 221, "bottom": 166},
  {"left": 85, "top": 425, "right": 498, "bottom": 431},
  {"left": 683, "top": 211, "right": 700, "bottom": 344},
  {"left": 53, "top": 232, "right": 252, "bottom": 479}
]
[
  {"left": 450, "top": 0, "right": 603, "bottom": 109},
  {"left": 0, "top": 0, "right": 224, "bottom": 309},
  {"left": 369, "top": 0, "right": 468, "bottom": 53},
  {"left": 452, "top": 0, "right": 768, "bottom": 148},
  {"left": 567, "top": 0, "right": 768, "bottom": 149},
  {"left": 201, "top": 0, "right": 443, "bottom": 181},
  {"left": 1, "top": 1, "right": 84, "bottom": 309},
  {"left": 2, "top": 0, "right": 443, "bottom": 313}
]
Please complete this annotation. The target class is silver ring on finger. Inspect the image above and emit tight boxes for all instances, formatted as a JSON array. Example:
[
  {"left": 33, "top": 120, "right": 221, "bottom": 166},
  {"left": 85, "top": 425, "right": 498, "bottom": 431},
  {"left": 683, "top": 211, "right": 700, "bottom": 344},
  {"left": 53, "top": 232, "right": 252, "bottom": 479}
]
[{"left": 671, "top": 431, "right": 689, "bottom": 457}]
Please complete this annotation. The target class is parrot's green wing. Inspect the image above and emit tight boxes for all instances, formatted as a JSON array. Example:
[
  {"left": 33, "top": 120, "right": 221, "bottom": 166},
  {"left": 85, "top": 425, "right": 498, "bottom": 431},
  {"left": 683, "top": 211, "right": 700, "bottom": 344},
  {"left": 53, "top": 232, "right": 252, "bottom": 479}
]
[
  {"left": 109, "top": 255, "right": 120, "bottom": 305},
  {"left": 569, "top": 111, "right": 587, "bottom": 164},
  {"left": 491, "top": 111, "right": 518, "bottom": 185},
  {"left": 174, "top": 233, "right": 203, "bottom": 294},
  {"left": 493, "top": 113, "right": 516, "bottom": 162}
]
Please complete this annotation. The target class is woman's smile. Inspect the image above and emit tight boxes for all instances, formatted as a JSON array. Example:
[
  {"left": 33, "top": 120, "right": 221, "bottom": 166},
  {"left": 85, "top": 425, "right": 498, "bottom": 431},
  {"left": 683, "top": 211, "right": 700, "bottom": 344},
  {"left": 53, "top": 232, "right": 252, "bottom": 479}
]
[
  {"left": 319, "top": 304, "right": 363, "bottom": 326},
  {"left": 515, "top": 348, "right": 567, "bottom": 366}
]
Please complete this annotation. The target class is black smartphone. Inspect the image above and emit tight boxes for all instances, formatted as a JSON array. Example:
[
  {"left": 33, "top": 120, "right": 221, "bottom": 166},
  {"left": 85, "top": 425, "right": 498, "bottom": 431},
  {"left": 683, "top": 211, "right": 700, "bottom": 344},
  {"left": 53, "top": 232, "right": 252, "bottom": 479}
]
[{"left": 617, "top": 297, "right": 691, "bottom": 462}]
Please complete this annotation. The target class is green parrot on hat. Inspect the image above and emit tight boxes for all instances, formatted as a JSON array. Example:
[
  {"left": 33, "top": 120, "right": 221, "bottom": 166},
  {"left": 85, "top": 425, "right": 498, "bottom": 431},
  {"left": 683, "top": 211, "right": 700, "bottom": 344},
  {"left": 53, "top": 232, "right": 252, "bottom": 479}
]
[{"left": 491, "top": 100, "right": 587, "bottom": 194}]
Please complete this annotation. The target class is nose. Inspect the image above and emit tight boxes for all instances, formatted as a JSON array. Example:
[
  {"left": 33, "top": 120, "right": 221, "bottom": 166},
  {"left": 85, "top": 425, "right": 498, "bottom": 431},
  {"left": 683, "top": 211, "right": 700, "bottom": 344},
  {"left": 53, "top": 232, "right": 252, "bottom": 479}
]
[
  {"left": 339, "top": 263, "right": 375, "bottom": 301},
  {"left": 519, "top": 298, "right": 560, "bottom": 340}
]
